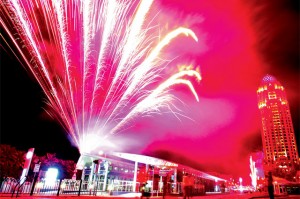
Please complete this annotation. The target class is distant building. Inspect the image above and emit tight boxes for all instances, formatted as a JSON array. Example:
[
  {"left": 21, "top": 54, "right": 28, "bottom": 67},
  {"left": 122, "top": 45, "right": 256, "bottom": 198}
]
[{"left": 257, "top": 74, "right": 299, "bottom": 175}]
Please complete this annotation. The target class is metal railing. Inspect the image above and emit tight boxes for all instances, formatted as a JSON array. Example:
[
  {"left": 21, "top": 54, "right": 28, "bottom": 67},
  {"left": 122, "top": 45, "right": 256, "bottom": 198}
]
[{"left": 0, "top": 178, "right": 138, "bottom": 197}]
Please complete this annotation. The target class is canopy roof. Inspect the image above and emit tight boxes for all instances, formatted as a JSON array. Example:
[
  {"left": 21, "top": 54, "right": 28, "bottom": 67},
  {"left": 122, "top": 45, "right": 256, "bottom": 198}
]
[
  {"left": 77, "top": 152, "right": 226, "bottom": 182},
  {"left": 112, "top": 152, "right": 226, "bottom": 182}
]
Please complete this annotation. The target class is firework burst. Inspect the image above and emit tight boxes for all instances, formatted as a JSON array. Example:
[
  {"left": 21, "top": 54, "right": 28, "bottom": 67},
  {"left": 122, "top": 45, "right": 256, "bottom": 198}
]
[{"left": 1, "top": 0, "right": 201, "bottom": 154}]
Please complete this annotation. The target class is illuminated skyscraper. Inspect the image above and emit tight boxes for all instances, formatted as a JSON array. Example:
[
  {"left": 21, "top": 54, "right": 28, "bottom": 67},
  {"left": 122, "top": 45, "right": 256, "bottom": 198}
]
[{"left": 257, "top": 74, "right": 299, "bottom": 174}]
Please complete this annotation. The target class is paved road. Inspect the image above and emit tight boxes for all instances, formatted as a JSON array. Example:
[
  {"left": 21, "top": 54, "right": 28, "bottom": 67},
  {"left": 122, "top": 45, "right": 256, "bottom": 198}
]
[{"left": 1, "top": 192, "right": 299, "bottom": 199}]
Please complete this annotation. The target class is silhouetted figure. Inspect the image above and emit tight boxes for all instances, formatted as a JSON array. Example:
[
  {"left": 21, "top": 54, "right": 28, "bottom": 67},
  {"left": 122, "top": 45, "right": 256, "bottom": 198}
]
[
  {"left": 187, "top": 174, "right": 194, "bottom": 198},
  {"left": 182, "top": 173, "right": 191, "bottom": 199},
  {"left": 267, "top": 171, "right": 274, "bottom": 199},
  {"left": 181, "top": 173, "right": 188, "bottom": 199},
  {"left": 141, "top": 182, "right": 150, "bottom": 199},
  {"left": 162, "top": 177, "right": 167, "bottom": 199}
]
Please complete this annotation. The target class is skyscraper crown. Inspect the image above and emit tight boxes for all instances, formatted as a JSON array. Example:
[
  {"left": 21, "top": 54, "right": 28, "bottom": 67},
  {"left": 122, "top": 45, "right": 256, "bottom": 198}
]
[
  {"left": 262, "top": 74, "right": 276, "bottom": 83},
  {"left": 259, "top": 74, "right": 282, "bottom": 87}
]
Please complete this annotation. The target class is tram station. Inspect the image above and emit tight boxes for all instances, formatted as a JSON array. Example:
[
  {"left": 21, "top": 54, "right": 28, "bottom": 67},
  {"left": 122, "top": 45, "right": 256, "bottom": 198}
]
[{"left": 76, "top": 152, "right": 227, "bottom": 195}]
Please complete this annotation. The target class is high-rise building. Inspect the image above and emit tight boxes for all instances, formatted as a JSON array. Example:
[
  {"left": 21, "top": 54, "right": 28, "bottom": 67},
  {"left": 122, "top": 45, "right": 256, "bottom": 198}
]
[{"left": 257, "top": 74, "right": 299, "bottom": 174}]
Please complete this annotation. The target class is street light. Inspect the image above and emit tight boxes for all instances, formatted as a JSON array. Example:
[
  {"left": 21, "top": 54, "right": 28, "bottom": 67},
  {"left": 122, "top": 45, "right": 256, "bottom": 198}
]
[
  {"left": 20, "top": 148, "right": 35, "bottom": 184},
  {"left": 239, "top": 177, "right": 243, "bottom": 192}
]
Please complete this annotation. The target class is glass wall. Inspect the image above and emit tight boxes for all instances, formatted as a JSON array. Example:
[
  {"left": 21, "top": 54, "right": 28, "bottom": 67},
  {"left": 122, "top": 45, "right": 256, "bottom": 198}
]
[{"left": 78, "top": 153, "right": 225, "bottom": 196}]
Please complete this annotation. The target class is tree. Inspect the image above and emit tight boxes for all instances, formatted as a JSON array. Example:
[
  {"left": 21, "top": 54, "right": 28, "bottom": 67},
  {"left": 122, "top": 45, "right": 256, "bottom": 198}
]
[
  {"left": 0, "top": 145, "right": 76, "bottom": 181},
  {"left": 39, "top": 153, "right": 76, "bottom": 179},
  {"left": 60, "top": 160, "right": 76, "bottom": 179},
  {"left": 0, "top": 144, "right": 26, "bottom": 180}
]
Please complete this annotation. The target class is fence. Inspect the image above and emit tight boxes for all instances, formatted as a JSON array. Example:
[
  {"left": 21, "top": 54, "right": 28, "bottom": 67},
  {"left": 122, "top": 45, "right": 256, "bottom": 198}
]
[{"left": 0, "top": 177, "right": 136, "bottom": 197}]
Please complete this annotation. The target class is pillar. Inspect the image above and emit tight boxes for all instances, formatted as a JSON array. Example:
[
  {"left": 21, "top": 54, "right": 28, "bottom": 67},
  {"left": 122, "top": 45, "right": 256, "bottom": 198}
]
[{"left": 133, "top": 161, "right": 138, "bottom": 192}]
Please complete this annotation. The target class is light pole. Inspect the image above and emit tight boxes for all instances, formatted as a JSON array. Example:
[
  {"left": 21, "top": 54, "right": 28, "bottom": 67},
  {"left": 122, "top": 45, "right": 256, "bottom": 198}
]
[
  {"left": 30, "top": 161, "right": 41, "bottom": 196},
  {"left": 239, "top": 177, "right": 243, "bottom": 192},
  {"left": 20, "top": 148, "right": 35, "bottom": 184}
]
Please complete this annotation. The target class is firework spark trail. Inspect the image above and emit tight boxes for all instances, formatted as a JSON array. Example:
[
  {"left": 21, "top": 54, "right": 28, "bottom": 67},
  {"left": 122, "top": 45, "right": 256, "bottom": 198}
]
[
  {"left": 89, "top": 0, "right": 132, "bottom": 131},
  {"left": 249, "top": 156, "right": 257, "bottom": 189},
  {"left": 1, "top": 0, "right": 202, "bottom": 154},
  {"left": 98, "top": 0, "right": 154, "bottom": 125},
  {"left": 103, "top": 27, "right": 199, "bottom": 128},
  {"left": 108, "top": 70, "right": 202, "bottom": 136},
  {"left": 82, "top": 0, "right": 91, "bottom": 135},
  {"left": 1, "top": 0, "right": 76, "bottom": 139},
  {"left": 53, "top": 0, "right": 81, "bottom": 138}
]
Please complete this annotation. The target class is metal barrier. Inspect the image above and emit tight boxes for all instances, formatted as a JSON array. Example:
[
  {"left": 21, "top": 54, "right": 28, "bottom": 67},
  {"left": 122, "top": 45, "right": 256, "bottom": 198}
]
[
  {"left": 0, "top": 177, "right": 18, "bottom": 194},
  {"left": 0, "top": 178, "right": 125, "bottom": 197}
]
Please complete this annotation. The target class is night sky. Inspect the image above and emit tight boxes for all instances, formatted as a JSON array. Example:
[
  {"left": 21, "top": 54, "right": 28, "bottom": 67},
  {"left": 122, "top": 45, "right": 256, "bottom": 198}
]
[{"left": 1, "top": 0, "right": 299, "bottom": 185}]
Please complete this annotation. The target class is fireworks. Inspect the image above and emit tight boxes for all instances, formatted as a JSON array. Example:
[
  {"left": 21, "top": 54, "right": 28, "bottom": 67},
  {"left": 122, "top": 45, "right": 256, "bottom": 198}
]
[
  {"left": 249, "top": 156, "right": 257, "bottom": 189},
  {"left": 1, "top": 0, "right": 201, "bottom": 154}
]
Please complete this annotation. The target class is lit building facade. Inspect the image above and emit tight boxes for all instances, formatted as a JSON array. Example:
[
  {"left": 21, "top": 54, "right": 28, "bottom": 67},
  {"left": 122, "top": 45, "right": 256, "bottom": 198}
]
[
  {"left": 76, "top": 152, "right": 226, "bottom": 195},
  {"left": 257, "top": 74, "right": 299, "bottom": 174}
]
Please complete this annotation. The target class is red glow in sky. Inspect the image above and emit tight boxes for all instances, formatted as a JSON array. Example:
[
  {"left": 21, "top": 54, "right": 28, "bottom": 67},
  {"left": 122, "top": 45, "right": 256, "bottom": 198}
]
[
  {"left": 1, "top": 0, "right": 299, "bottom": 185},
  {"left": 115, "top": 0, "right": 299, "bottom": 184}
]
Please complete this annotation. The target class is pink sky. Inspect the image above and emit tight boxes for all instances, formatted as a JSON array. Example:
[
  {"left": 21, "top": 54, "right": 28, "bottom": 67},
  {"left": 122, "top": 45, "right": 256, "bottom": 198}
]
[
  {"left": 112, "top": 0, "right": 299, "bottom": 184},
  {"left": 1, "top": 0, "right": 298, "bottom": 186}
]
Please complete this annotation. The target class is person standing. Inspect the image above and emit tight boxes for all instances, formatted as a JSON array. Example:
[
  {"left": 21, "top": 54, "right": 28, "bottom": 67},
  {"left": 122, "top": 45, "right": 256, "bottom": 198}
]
[
  {"left": 187, "top": 174, "right": 194, "bottom": 198},
  {"left": 267, "top": 171, "right": 274, "bottom": 199},
  {"left": 162, "top": 177, "right": 168, "bottom": 199},
  {"left": 182, "top": 173, "right": 189, "bottom": 199},
  {"left": 141, "top": 182, "right": 150, "bottom": 199}
]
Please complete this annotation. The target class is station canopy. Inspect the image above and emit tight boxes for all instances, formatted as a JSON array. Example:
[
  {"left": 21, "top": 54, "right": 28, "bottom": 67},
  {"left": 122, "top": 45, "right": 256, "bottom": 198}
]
[
  {"left": 112, "top": 152, "right": 178, "bottom": 167},
  {"left": 78, "top": 152, "right": 226, "bottom": 182},
  {"left": 111, "top": 152, "right": 226, "bottom": 182}
]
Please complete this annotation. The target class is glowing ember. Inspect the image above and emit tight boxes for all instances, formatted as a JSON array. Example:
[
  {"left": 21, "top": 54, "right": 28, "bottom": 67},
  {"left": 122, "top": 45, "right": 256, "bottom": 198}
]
[
  {"left": 1, "top": 0, "right": 201, "bottom": 154},
  {"left": 249, "top": 156, "right": 257, "bottom": 189}
]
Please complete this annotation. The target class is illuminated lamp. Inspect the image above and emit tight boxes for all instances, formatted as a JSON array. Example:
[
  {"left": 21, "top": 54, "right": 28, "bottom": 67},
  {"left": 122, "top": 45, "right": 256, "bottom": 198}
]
[
  {"left": 45, "top": 168, "right": 59, "bottom": 186},
  {"left": 20, "top": 148, "right": 35, "bottom": 184}
]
